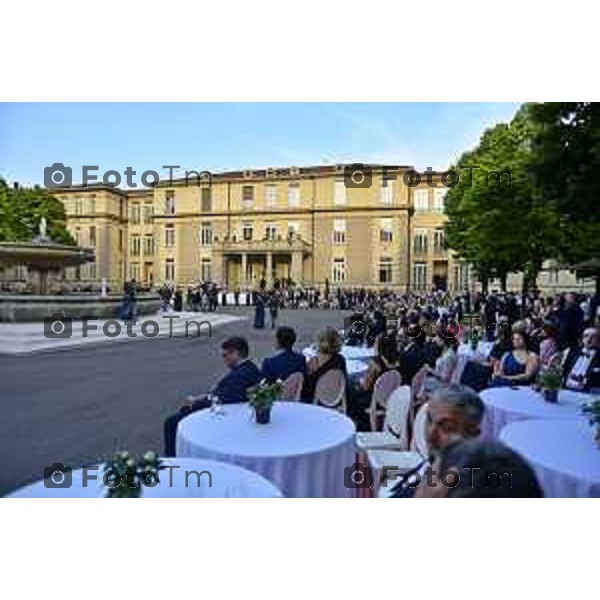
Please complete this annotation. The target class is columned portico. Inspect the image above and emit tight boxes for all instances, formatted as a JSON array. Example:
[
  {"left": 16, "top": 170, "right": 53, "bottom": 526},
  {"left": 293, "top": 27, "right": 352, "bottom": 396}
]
[{"left": 212, "top": 237, "right": 311, "bottom": 290}]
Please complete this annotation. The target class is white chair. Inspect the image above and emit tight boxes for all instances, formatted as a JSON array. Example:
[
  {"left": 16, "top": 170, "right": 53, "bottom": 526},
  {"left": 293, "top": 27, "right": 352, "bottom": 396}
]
[
  {"left": 314, "top": 369, "right": 346, "bottom": 412},
  {"left": 366, "top": 369, "right": 403, "bottom": 431},
  {"left": 367, "top": 402, "right": 429, "bottom": 496},
  {"left": 282, "top": 372, "right": 304, "bottom": 401},
  {"left": 356, "top": 385, "right": 411, "bottom": 451}
]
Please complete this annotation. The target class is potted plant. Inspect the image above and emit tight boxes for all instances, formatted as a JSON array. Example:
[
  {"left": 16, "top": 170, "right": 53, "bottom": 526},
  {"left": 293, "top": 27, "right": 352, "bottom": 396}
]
[
  {"left": 103, "top": 451, "right": 163, "bottom": 498},
  {"left": 582, "top": 399, "right": 600, "bottom": 448},
  {"left": 538, "top": 365, "right": 562, "bottom": 403},
  {"left": 247, "top": 379, "right": 284, "bottom": 424}
]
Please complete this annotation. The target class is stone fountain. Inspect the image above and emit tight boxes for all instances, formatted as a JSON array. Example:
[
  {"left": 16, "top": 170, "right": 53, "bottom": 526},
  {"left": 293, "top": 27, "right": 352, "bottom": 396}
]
[{"left": 0, "top": 218, "right": 160, "bottom": 322}]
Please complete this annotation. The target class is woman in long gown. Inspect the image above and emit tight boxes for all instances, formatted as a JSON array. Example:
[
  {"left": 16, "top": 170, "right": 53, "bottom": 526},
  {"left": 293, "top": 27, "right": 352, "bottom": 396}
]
[{"left": 254, "top": 291, "right": 266, "bottom": 329}]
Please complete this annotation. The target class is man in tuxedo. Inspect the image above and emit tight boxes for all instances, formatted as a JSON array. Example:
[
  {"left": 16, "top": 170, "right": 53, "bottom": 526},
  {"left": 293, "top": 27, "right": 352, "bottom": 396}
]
[
  {"left": 562, "top": 327, "right": 600, "bottom": 392},
  {"left": 261, "top": 326, "right": 306, "bottom": 382},
  {"left": 163, "top": 336, "right": 261, "bottom": 456},
  {"left": 557, "top": 292, "right": 585, "bottom": 350},
  {"left": 385, "top": 384, "right": 484, "bottom": 498}
]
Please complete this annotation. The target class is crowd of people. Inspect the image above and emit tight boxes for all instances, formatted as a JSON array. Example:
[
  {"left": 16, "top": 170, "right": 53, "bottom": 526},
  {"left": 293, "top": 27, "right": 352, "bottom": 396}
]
[{"left": 160, "top": 287, "right": 599, "bottom": 497}]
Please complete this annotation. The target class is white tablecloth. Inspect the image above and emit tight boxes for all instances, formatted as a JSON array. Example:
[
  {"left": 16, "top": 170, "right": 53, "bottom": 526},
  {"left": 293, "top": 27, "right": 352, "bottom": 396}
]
[
  {"left": 480, "top": 386, "right": 590, "bottom": 438},
  {"left": 346, "top": 359, "right": 369, "bottom": 377},
  {"left": 176, "top": 402, "right": 357, "bottom": 498},
  {"left": 6, "top": 457, "right": 282, "bottom": 498},
  {"left": 500, "top": 420, "right": 600, "bottom": 497},
  {"left": 458, "top": 341, "right": 494, "bottom": 359},
  {"left": 303, "top": 345, "right": 376, "bottom": 361}
]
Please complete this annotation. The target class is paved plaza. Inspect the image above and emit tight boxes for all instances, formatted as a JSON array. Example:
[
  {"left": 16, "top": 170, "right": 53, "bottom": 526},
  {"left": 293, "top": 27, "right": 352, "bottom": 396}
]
[{"left": 0, "top": 307, "right": 349, "bottom": 495}]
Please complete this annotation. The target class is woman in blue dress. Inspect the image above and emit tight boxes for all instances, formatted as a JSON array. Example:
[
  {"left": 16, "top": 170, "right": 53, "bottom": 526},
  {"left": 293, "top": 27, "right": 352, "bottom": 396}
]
[{"left": 490, "top": 331, "right": 540, "bottom": 387}]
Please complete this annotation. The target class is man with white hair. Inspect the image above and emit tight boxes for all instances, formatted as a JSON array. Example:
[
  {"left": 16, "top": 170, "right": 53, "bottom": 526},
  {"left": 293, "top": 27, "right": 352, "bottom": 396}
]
[
  {"left": 563, "top": 327, "right": 600, "bottom": 392},
  {"left": 386, "top": 383, "right": 485, "bottom": 498}
]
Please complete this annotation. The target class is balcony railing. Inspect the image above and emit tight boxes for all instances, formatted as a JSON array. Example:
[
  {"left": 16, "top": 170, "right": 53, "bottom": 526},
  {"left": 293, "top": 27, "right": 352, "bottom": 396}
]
[{"left": 213, "top": 234, "right": 311, "bottom": 254}]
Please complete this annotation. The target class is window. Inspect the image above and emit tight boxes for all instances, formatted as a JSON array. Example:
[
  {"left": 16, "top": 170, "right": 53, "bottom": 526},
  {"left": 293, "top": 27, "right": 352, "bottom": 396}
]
[
  {"left": 143, "top": 234, "right": 154, "bottom": 256},
  {"left": 332, "top": 257, "right": 346, "bottom": 283},
  {"left": 334, "top": 181, "right": 347, "bottom": 205},
  {"left": 74, "top": 199, "right": 82, "bottom": 215},
  {"left": 89, "top": 226, "right": 96, "bottom": 247},
  {"left": 332, "top": 219, "right": 346, "bottom": 244},
  {"left": 379, "top": 257, "right": 393, "bottom": 283},
  {"left": 549, "top": 268, "right": 559, "bottom": 284},
  {"left": 380, "top": 218, "right": 393, "bottom": 243},
  {"left": 201, "top": 187, "right": 212, "bottom": 212},
  {"left": 381, "top": 179, "right": 393, "bottom": 204},
  {"left": 131, "top": 235, "right": 141, "bottom": 257},
  {"left": 414, "top": 189, "right": 429, "bottom": 212},
  {"left": 265, "top": 223, "right": 277, "bottom": 240},
  {"left": 288, "top": 183, "right": 300, "bottom": 207},
  {"left": 130, "top": 262, "right": 140, "bottom": 281},
  {"left": 242, "top": 222, "right": 253, "bottom": 241},
  {"left": 143, "top": 204, "right": 153, "bottom": 224},
  {"left": 165, "top": 224, "right": 175, "bottom": 247},
  {"left": 74, "top": 227, "right": 81, "bottom": 244},
  {"left": 130, "top": 203, "right": 140, "bottom": 224},
  {"left": 165, "top": 190, "right": 175, "bottom": 215},
  {"left": 242, "top": 185, "right": 254, "bottom": 209},
  {"left": 414, "top": 228, "right": 428, "bottom": 254},
  {"left": 265, "top": 184, "right": 278, "bottom": 208},
  {"left": 165, "top": 259, "right": 175, "bottom": 281},
  {"left": 88, "top": 262, "right": 96, "bottom": 280},
  {"left": 118, "top": 229, "right": 124, "bottom": 251},
  {"left": 201, "top": 258, "right": 212, "bottom": 282},
  {"left": 433, "top": 229, "right": 445, "bottom": 252},
  {"left": 200, "top": 222, "right": 213, "bottom": 246},
  {"left": 287, "top": 221, "right": 300, "bottom": 238},
  {"left": 88, "top": 197, "right": 96, "bottom": 214},
  {"left": 412, "top": 263, "right": 428, "bottom": 291},
  {"left": 433, "top": 188, "right": 446, "bottom": 213}
]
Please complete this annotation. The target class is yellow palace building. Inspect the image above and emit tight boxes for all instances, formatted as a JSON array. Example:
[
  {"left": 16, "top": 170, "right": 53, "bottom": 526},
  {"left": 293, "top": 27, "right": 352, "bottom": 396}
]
[{"left": 49, "top": 163, "right": 468, "bottom": 293}]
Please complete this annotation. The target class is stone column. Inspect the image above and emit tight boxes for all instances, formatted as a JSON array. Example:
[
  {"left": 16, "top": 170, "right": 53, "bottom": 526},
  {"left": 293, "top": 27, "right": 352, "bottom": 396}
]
[
  {"left": 266, "top": 252, "right": 273, "bottom": 289},
  {"left": 241, "top": 253, "right": 248, "bottom": 289},
  {"left": 291, "top": 251, "right": 303, "bottom": 285},
  {"left": 212, "top": 252, "right": 225, "bottom": 286}
]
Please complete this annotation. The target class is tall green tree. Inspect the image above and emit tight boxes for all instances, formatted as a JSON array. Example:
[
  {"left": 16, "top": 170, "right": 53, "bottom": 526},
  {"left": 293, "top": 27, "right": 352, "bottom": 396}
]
[
  {"left": 528, "top": 102, "right": 600, "bottom": 265},
  {"left": 0, "top": 179, "right": 75, "bottom": 245},
  {"left": 444, "top": 105, "right": 560, "bottom": 292}
]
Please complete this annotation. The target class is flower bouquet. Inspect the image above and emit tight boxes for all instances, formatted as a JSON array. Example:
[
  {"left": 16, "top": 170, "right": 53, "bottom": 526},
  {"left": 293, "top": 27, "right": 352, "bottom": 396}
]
[
  {"left": 469, "top": 327, "right": 481, "bottom": 351},
  {"left": 537, "top": 365, "right": 562, "bottom": 403},
  {"left": 247, "top": 379, "right": 284, "bottom": 424},
  {"left": 103, "top": 451, "right": 163, "bottom": 498},
  {"left": 582, "top": 399, "right": 600, "bottom": 448}
]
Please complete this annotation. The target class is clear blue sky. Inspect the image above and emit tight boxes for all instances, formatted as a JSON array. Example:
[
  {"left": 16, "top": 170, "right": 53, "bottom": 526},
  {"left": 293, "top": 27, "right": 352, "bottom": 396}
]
[{"left": 0, "top": 102, "right": 520, "bottom": 187}]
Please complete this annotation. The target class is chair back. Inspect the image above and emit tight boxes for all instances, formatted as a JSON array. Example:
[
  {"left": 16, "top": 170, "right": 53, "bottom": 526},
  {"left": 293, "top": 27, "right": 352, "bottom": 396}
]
[
  {"left": 372, "top": 369, "right": 403, "bottom": 411},
  {"left": 410, "top": 402, "right": 429, "bottom": 457},
  {"left": 314, "top": 369, "right": 346, "bottom": 412},
  {"left": 282, "top": 372, "right": 304, "bottom": 401},
  {"left": 382, "top": 385, "right": 411, "bottom": 449},
  {"left": 411, "top": 365, "right": 427, "bottom": 404}
]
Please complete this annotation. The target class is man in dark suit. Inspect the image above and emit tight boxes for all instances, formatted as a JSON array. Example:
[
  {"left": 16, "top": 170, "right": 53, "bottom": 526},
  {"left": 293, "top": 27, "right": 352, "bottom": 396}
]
[
  {"left": 261, "top": 326, "right": 306, "bottom": 382},
  {"left": 562, "top": 327, "right": 600, "bottom": 392},
  {"left": 557, "top": 292, "right": 584, "bottom": 350},
  {"left": 163, "top": 336, "right": 261, "bottom": 456}
]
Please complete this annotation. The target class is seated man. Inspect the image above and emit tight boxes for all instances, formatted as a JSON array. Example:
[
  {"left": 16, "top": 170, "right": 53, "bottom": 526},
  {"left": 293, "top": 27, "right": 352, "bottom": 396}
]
[
  {"left": 261, "top": 326, "right": 307, "bottom": 382},
  {"left": 415, "top": 438, "right": 543, "bottom": 498},
  {"left": 385, "top": 383, "right": 484, "bottom": 498},
  {"left": 163, "top": 336, "right": 261, "bottom": 456},
  {"left": 562, "top": 327, "right": 600, "bottom": 392}
]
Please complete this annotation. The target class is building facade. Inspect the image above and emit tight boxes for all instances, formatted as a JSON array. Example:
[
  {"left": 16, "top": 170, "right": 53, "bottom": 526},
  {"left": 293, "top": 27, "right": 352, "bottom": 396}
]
[{"left": 47, "top": 163, "right": 465, "bottom": 294}]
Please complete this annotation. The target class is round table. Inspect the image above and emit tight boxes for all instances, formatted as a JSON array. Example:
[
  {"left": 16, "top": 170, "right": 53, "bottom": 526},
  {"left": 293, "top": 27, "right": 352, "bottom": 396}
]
[
  {"left": 176, "top": 402, "right": 357, "bottom": 498},
  {"left": 500, "top": 420, "right": 600, "bottom": 497},
  {"left": 6, "top": 457, "right": 282, "bottom": 498},
  {"left": 480, "top": 386, "right": 589, "bottom": 438}
]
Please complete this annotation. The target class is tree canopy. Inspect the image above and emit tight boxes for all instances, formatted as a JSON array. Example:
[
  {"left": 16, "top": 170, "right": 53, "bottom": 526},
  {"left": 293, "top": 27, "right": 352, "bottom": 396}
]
[
  {"left": 444, "top": 103, "right": 594, "bottom": 291},
  {"left": 0, "top": 179, "right": 75, "bottom": 245}
]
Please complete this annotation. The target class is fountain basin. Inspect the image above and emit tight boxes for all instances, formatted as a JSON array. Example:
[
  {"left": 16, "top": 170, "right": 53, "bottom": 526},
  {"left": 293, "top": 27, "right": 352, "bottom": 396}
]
[{"left": 0, "top": 293, "right": 162, "bottom": 322}]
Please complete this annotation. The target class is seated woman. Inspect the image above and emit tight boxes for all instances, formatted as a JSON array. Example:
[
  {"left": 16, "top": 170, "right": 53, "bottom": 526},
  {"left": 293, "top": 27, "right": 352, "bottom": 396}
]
[
  {"left": 347, "top": 333, "right": 401, "bottom": 430},
  {"left": 425, "top": 332, "right": 459, "bottom": 385},
  {"left": 301, "top": 327, "right": 347, "bottom": 402},
  {"left": 538, "top": 320, "right": 560, "bottom": 368},
  {"left": 490, "top": 331, "right": 540, "bottom": 387}
]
